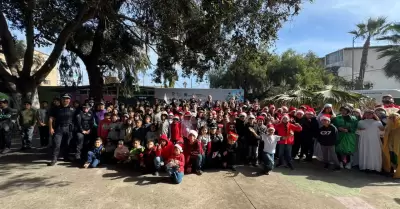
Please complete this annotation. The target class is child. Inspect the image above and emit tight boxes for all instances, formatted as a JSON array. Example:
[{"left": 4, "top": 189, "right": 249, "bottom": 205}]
[
  {"left": 141, "top": 140, "right": 158, "bottom": 175},
  {"left": 170, "top": 115, "right": 182, "bottom": 144},
  {"left": 317, "top": 115, "right": 341, "bottom": 170},
  {"left": 132, "top": 119, "right": 147, "bottom": 145},
  {"left": 198, "top": 126, "right": 211, "bottom": 168},
  {"left": 154, "top": 134, "right": 175, "bottom": 174},
  {"left": 222, "top": 132, "right": 239, "bottom": 171},
  {"left": 208, "top": 123, "right": 223, "bottom": 168},
  {"left": 166, "top": 144, "right": 185, "bottom": 184},
  {"left": 120, "top": 118, "right": 134, "bottom": 145},
  {"left": 145, "top": 123, "right": 158, "bottom": 145},
  {"left": 184, "top": 130, "right": 203, "bottom": 175},
  {"left": 84, "top": 138, "right": 105, "bottom": 168},
  {"left": 97, "top": 113, "right": 112, "bottom": 144},
  {"left": 258, "top": 125, "right": 286, "bottom": 175},
  {"left": 114, "top": 140, "right": 130, "bottom": 163},
  {"left": 108, "top": 114, "right": 121, "bottom": 142},
  {"left": 129, "top": 138, "right": 145, "bottom": 168}
]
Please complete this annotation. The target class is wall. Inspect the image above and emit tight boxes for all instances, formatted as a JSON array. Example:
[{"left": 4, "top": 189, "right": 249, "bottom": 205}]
[{"left": 337, "top": 48, "right": 400, "bottom": 89}]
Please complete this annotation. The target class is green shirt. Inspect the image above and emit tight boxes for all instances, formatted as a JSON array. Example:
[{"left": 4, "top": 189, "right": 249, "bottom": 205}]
[{"left": 19, "top": 108, "right": 37, "bottom": 127}]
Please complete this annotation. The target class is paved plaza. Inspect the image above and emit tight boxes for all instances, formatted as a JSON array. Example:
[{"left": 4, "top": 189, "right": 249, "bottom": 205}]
[{"left": 1, "top": 139, "right": 400, "bottom": 209}]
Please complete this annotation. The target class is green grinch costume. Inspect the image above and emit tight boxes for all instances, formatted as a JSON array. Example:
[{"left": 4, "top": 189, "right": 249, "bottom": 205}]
[{"left": 332, "top": 114, "right": 358, "bottom": 155}]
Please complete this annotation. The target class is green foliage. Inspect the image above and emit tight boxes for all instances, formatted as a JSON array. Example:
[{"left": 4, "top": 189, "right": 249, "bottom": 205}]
[
  {"left": 377, "top": 23, "right": 400, "bottom": 81},
  {"left": 209, "top": 49, "right": 336, "bottom": 99}
]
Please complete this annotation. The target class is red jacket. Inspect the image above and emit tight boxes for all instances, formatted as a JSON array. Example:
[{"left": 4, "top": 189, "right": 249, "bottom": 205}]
[
  {"left": 98, "top": 119, "right": 112, "bottom": 141},
  {"left": 184, "top": 140, "right": 203, "bottom": 165},
  {"left": 141, "top": 147, "right": 157, "bottom": 168},
  {"left": 168, "top": 153, "right": 185, "bottom": 173},
  {"left": 170, "top": 121, "right": 182, "bottom": 142},
  {"left": 156, "top": 138, "right": 175, "bottom": 160},
  {"left": 274, "top": 122, "right": 302, "bottom": 145}
]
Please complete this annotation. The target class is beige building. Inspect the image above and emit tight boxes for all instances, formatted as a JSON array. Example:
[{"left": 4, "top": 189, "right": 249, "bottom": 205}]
[
  {"left": 323, "top": 46, "right": 400, "bottom": 89},
  {"left": 0, "top": 50, "right": 59, "bottom": 86}
]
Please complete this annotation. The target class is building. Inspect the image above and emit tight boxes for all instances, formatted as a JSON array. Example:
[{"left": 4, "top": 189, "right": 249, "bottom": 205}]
[
  {"left": 0, "top": 50, "right": 59, "bottom": 86},
  {"left": 323, "top": 46, "right": 400, "bottom": 89}
]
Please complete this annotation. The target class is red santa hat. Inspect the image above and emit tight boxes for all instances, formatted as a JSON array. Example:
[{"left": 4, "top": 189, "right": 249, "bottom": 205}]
[
  {"left": 168, "top": 112, "right": 174, "bottom": 116},
  {"left": 211, "top": 110, "right": 217, "bottom": 115},
  {"left": 267, "top": 124, "right": 275, "bottom": 131},
  {"left": 188, "top": 130, "right": 198, "bottom": 138},
  {"left": 281, "top": 106, "right": 288, "bottom": 112},
  {"left": 239, "top": 112, "right": 247, "bottom": 117},
  {"left": 305, "top": 108, "right": 315, "bottom": 115},
  {"left": 217, "top": 124, "right": 224, "bottom": 129},
  {"left": 289, "top": 106, "right": 297, "bottom": 113},
  {"left": 184, "top": 111, "right": 192, "bottom": 117},
  {"left": 269, "top": 104, "right": 276, "bottom": 109},
  {"left": 227, "top": 132, "right": 239, "bottom": 142},
  {"left": 281, "top": 114, "right": 290, "bottom": 120},
  {"left": 256, "top": 115, "right": 265, "bottom": 121},
  {"left": 174, "top": 144, "right": 183, "bottom": 152},
  {"left": 159, "top": 134, "right": 169, "bottom": 141},
  {"left": 173, "top": 115, "right": 180, "bottom": 120},
  {"left": 320, "top": 114, "right": 331, "bottom": 122},
  {"left": 261, "top": 112, "right": 268, "bottom": 117},
  {"left": 296, "top": 110, "right": 305, "bottom": 116}
]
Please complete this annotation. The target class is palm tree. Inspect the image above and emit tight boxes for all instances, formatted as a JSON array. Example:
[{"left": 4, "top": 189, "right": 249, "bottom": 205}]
[
  {"left": 349, "top": 17, "right": 390, "bottom": 89},
  {"left": 377, "top": 23, "right": 400, "bottom": 81}
]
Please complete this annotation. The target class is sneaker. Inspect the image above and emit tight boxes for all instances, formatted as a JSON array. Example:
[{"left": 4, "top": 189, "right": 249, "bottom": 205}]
[
  {"left": 1, "top": 148, "right": 11, "bottom": 154},
  {"left": 153, "top": 171, "right": 160, "bottom": 176},
  {"left": 83, "top": 162, "right": 90, "bottom": 169},
  {"left": 47, "top": 160, "right": 57, "bottom": 166},
  {"left": 339, "top": 162, "right": 344, "bottom": 169},
  {"left": 196, "top": 170, "right": 203, "bottom": 175},
  {"left": 324, "top": 163, "right": 330, "bottom": 169},
  {"left": 345, "top": 163, "right": 352, "bottom": 170}
]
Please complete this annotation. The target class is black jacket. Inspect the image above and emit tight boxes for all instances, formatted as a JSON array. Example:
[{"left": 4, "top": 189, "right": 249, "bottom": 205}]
[
  {"left": 316, "top": 124, "right": 338, "bottom": 146},
  {"left": 300, "top": 117, "right": 319, "bottom": 139}
]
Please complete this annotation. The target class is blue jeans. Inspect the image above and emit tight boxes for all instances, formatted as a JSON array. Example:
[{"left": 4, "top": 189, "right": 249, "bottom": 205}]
[
  {"left": 188, "top": 154, "right": 203, "bottom": 171},
  {"left": 21, "top": 126, "right": 34, "bottom": 147},
  {"left": 278, "top": 144, "right": 292, "bottom": 165},
  {"left": 154, "top": 156, "right": 164, "bottom": 171},
  {"left": 167, "top": 166, "right": 184, "bottom": 184},
  {"left": 87, "top": 151, "right": 100, "bottom": 168},
  {"left": 262, "top": 152, "right": 274, "bottom": 172}
]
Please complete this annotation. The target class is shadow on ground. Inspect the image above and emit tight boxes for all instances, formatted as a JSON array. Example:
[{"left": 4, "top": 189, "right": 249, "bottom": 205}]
[{"left": 394, "top": 198, "right": 400, "bottom": 205}]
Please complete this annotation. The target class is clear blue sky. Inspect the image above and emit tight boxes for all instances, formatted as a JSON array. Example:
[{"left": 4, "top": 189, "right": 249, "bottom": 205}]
[{"left": 14, "top": 0, "right": 400, "bottom": 88}]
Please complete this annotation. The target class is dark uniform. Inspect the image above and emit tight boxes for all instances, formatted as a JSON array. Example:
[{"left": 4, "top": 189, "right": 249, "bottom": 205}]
[
  {"left": 49, "top": 94, "right": 75, "bottom": 164},
  {"left": 0, "top": 98, "right": 13, "bottom": 153},
  {"left": 75, "top": 104, "right": 95, "bottom": 160}
]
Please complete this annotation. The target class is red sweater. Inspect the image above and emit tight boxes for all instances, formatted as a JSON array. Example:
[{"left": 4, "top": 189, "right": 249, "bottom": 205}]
[
  {"left": 98, "top": 119, "right": 112, "bottom": 142},
  {"left": 274, "top": 122, "right": 302, "bottom": 145},
  {"left": 170, "top": 121, "right": 182, "bottom": 142},
  {"left": 184, "top": 140, "right": 203, "bottom": 164},
  {"left": 156, "top": 139, "right": 175, "bottom": 160},
  {"left": 168, "top": 153, "right": 185, "bottom": 173}
]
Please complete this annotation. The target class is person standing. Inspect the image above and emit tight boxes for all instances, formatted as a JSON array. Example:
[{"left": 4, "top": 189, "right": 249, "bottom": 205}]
[
  {"left": 0, "top": 98, "right": 13, "bottom": 154},
  {"left": 48, "top": 93, "right": 76, "bottom": 166},
  {"left": 18, "top": 101, "right": 37, "bottom": 150},
  {"left": 37, "top": 101, "right": 50, "bottom": 147},
  {"left": 75, "top": 103, "right": 95, "bottom": 161},
  {"left": 317, "top": 115, "right": 341, "bottom": 170}
]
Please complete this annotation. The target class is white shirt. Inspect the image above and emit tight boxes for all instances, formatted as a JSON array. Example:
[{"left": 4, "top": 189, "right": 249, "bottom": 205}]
[{"left": 261, "top": 134, "right": 282, "bottom": 154}]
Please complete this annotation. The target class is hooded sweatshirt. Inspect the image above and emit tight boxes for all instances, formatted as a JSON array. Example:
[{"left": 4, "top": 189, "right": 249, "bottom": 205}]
[
  {"left": 317, "top": 124, "right": 338, "bottom": 146},
  {"left": 170, "top": 121, "right": 182, "bottom": 143},
  {"left": 156, "top": 138, "right": 175, "bottom": 160}
]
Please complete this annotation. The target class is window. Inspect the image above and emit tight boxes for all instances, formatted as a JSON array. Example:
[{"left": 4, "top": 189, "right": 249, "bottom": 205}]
[
  {"left": 42, "top": 80, "right": 50, "bottom": 85},
  {"left": 325, "top": 50, "right": 343, "bottom": 66}
]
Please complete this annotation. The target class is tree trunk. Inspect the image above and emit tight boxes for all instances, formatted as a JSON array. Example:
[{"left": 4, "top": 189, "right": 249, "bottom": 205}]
[
  {"left": 15, "top": 77, "right": 39, "bottom": 109},
  {"left": 87, "top": 65, "right": 104, "bottom": 102},
  {"left": 358, "top": 36, "right": 371, "bottom": 90}
]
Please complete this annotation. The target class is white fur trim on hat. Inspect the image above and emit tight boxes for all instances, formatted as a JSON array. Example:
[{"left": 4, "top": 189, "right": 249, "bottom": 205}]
[
  {"left": 189, "top": 130, "right": 198, "bottom": 138},
  {"left": 248, "top": 114, "right": 255, "bottom": 119},
  {"left": 320, "top": 116, "right": 331, "bottom": 122},
  {"left": 282, "top": 114, "right": 290, "bottom": 120},
  {"left": 174, "top": 144, "right": 183, "bottom": 152},
  {"left": 239, "top": 112, "right": 247, "bottom": 117},
  {"left": 296, "top": 110, "right": 305, "bottom": 115},
  {"left": 173, "top": 115, "right": 180, "bottom": 120},
  {"left": 324, "top": 104, "right": 333, "bottom": 108}
]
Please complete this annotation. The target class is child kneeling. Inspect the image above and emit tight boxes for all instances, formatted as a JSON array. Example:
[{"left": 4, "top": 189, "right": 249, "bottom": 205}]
[
  {"left": 166, "top": 144, "right": 185, "bottom": 184},
  {"left": 259, "top": 125, "right": 286, "bottom": 175},
  {"left": 84, "top": 138, "right": 105, "bottom": 168}
]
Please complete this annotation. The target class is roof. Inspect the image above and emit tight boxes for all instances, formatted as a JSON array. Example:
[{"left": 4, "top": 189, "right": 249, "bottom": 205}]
[{"left": 342, "top": 45, "right": 395, "bottom": 51}]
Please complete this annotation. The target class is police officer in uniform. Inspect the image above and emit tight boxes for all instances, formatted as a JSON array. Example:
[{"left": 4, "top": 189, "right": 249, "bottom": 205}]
[
  {"left": 0, "top": 98, "right": 13, "bottom": 154},
  {"left": 75, "top": 103, "right": 94, "bottom": 161},
  {"left": 48, "top": 93, "right": 75, "bottom": 166}
]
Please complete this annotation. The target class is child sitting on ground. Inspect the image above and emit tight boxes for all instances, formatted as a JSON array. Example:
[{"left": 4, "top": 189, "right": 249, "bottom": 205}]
[
  {"left": 114, "top": 140, "right": 130, "bottom": 163},
  {"left": 166, "top": 144, "right": 185, "bottom": 184},
  {"left": 258, "top": 125, "right": 286, "bottom": 175},
  {"left": 84, "top": 138, "right": 105, "bottom": 168},
  {"left": 222, "top": 132, "right": 239, "bottom": 171},
  {"left": 141, "top": 140, "right": 158, "bottom": 175},
  {"left": 129, "top": 138, "right": 145, "bottom": 168}
]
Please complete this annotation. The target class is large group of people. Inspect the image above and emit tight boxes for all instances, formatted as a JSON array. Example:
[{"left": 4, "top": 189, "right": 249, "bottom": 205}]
[{"left": 0, "top": 93, "right": 400, "bottom": 184}]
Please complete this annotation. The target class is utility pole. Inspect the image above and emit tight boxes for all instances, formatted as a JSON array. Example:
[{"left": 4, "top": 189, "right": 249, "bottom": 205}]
[
  {"left": 191, "top": 77, "right": 193, "bottom": 88},
  {"left": 352, "top": 37, "right": 355, "bottom": 89},
  {"left": 183, "top": 81, "right": 187, "bottom": 88}
]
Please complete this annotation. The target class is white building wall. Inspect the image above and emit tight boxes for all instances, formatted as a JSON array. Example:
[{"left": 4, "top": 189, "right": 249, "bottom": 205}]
[{"left": 336, "top": 48, "right": 400, "bottom": 89}]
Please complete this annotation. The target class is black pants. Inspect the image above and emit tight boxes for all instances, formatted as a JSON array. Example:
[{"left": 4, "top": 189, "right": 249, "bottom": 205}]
[
  {"left": 0, "top": 122, "right": 11, "bottom": 149},
  {"left": 292, "top": 136, "right": 302, "bottom": 158},
  {"left": 38, "top": 126, "right": 49, "bottom": 147},
  {"left": 223, "top": 152, "right": 237, "bottom": 167},
  {"left": 76, "top": 132, "right": 92, "bottom": 160},
  {"left": 52, "top": 125, "right": 72, "bottom": 160},
  {"left": 300, "top": 137, "right": 314, "bottom": 160}
]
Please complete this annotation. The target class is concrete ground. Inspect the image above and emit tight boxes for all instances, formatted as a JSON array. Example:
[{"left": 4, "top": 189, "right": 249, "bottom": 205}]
[{"left": 1, "top": 139, "right": 400, "bottom": 209}]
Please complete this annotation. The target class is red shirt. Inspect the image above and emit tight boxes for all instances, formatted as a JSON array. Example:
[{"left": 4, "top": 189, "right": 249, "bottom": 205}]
[
  {"left": 274, "top": 122, "right": 302, "bottom": 145},
  {"left": 168, "top": 153, "right": 185, "bottom": 173},
  {"left": 98, "top": 119, "right": 112, "bottom": 141}
]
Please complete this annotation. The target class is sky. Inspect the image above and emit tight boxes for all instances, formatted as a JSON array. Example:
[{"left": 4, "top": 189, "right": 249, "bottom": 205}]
[{"left": 15, "top": 0, "right": 400, "bottom": 88}]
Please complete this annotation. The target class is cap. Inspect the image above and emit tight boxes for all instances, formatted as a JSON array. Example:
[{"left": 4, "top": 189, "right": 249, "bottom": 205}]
[
  {"left": 174, "top": 144, "right": 183, "bottom": 152},
  {"left": 267, "top": 124, "right": 275, "bottom": 130},
  {"left": 209, "top": 123, "right": 218, "bottom": 129},
  {"left": 61, "top": 93, "right": 71, "bottom": 99},
  {"left": 227, "top": 132, "right": 239, "bottom": 142},
  {"left": 189, "top": 130, "right": 198, "bottom": 138}
]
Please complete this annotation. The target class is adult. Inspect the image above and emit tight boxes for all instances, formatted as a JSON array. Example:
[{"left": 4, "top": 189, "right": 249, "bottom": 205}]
[
  {"left": 75, "top": 103, "right": 95, "bottom": 161},
  {"left": 382, "top": 94, "right": 400, "bottom": 109},
  {"left": 37, "top": 101, "right": 50, "bottom": 147},
  {"left": 357, "top": 110, "right": 384, "bottom": 172},
  {"left": 0, "top": 98, "right": 13, "bottom": 154},
  {"left": 333, "top": 106, "right": 358, "bottom": 169},
  {"left": 382, "top": 113, "right": 400, "bottom": 178},
  {"left": 203, "top": 95, "right": 214, "bottom": 110},
  {"left": 48, "top": 93, "right": 76, "bottom": 166}
]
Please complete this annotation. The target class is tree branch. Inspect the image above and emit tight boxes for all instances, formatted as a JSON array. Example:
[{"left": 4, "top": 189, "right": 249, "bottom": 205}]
[
  {"left": 0, "top": 13, "right": 20, "bottom": 76},
  {"left": 33, "top": 5, "right": 95, "bottom": 85},
  {"left": 0, "top": 61, "right": 17, "bottom": 83},
  {"left": 21, "top": 0, "right": 35, "bottom": 78}
]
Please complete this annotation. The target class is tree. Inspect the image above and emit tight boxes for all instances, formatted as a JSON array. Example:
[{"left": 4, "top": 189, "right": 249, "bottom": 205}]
[
  {"left": 349, "top": 17, "right": 390, "bottom": 89},
  {"left": 377, "top": 23, "right": 400, "bottom": 81},
  {"left": 1, "top": 0, "right": 99, "bottom": 108}
]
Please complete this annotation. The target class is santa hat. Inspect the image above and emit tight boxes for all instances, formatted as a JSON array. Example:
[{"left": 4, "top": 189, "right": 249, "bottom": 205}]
[
  {"left": 296, "top": 110, "right": 305, "bottom": 116},
  {"left": 256, "top": 115, "right": 265, "bottom": 120},
  {"left": 229, "top": 111, "right": 237, "bottom": 116},
  {"left": 227, "top": 132, "right": 239, "bottom": 142},
  {"left": 211, "top": 111, "right": 217, "bottom": 115},
  {"left": 320, "top": 114, "right": 331, "bottom": 122},
  {"left": 174, "top": 144, "right": 183, "bottom": 152},
  {"left": 161, "top": 111, "right": 168, "bottom": 116},
  {"left": 188, "top": 130, "right": 198, "bottom": 138},
  {"left": 217, "top": 124, "right": 224, "bottom": 129},
  {"left": 289, "top": 106, "right": 297, "bottom": 113},
  {"left": 261, "top": 112, "right": 268, "bottom": 117},
  {"left": 168, "top": 112, "right": 174, "bottom": 116},
  {"left": 281, "top": 114, "right": 290, "bottom": 120},
  {"left": 184, "top": 111, "right": 192, "bottom": 117},
  {"left": 282, "top": 106, "right": 288, "bottom": 112},
  {"left": 248, "top": 114, "right": 256, "bottom": 119},
  {"left": 173, "top": 115, "right": 180, "bottom": 120},
  {"left": 267, "top": 124, "right": 275, "bottom": 130},
  {"left": 305, "top": 108, "right": 315, "bottom": 115},
  {"left": 239, "top": 112, "right": 247, "bottom": 117},
  {"left": 324, "top": 103, "right": 333, "bottom": 108},
  {"left": 269, "top": 104, "right": 275, "bottom": 109}
]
